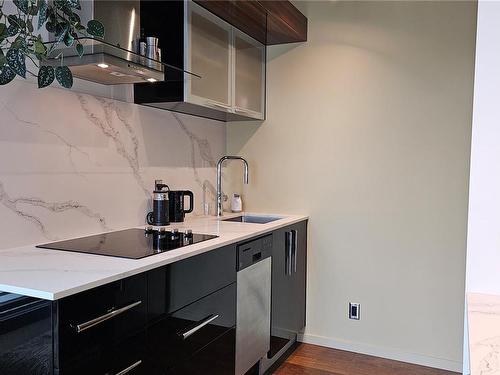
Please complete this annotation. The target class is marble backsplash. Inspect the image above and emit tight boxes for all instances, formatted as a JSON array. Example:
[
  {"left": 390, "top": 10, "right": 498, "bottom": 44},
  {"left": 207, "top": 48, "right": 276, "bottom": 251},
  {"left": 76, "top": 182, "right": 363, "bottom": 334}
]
[{"left": 0, "top": 80, "right": 226, "bottom": 249}]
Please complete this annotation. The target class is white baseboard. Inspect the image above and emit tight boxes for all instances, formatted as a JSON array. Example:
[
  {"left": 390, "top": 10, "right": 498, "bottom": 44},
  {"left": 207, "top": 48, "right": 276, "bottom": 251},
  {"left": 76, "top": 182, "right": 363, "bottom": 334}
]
[{"left": 298, "top": 333, "right": 462, "bottom": 373}]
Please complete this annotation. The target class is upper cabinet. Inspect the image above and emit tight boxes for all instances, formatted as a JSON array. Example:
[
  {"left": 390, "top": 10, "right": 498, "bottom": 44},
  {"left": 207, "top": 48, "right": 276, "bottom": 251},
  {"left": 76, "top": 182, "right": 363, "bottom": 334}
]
[
  {"left": 187, "top": 3, "right": 233, "bottom": 111},
  {"left": 233, "top": 29, "right": 266, "bottom": 118},
  {"left": 134, "top": 1, "right": 266, "bottom": 121},
  {"left": 134, "top": 0, "right": 306, "bottom": 122},
  {"left": 195, "top": 0, "right": 308, "bottom": 45}
]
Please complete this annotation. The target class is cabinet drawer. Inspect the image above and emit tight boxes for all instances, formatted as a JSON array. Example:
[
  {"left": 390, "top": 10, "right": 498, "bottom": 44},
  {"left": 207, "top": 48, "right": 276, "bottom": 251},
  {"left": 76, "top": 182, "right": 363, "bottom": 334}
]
[
  {"left": 59, "top": 331, "right": 153, "bottom": 375},
  {"left": 148, "top": 244, "right": 236, "bottom": 321},
  {"left": 169, "top": 327, "right": 236, "bottom": 375},
  {"left": 56, "top": 274, "right": 147, "bottom": 366},
  {"left": 148, "top": 283, "right": 236, "bottom": 371}
]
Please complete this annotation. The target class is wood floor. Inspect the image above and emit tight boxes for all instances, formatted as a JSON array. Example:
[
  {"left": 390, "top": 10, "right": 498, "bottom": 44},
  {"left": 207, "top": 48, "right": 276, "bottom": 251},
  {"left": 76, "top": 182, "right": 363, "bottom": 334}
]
[{"left": 272, "top": 344, "right": 459, "bottom": 375}]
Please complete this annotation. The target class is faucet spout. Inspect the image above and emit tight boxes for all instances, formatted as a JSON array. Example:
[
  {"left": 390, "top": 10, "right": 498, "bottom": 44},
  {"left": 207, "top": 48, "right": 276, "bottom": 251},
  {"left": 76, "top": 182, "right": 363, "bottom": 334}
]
[{"left": 216, "top": 156, "right": 249, "bottom": 217}]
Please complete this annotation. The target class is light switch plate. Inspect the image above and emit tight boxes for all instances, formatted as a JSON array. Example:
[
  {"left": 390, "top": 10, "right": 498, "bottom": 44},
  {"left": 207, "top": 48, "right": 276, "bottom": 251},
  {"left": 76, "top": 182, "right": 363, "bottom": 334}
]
[{"left": 349, "top": 302, "right": 360, "bottom": 320}]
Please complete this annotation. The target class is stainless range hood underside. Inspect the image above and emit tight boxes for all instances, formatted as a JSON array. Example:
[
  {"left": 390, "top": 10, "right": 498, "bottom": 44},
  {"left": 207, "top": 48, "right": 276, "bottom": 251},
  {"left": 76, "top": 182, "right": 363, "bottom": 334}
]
[{"left": 60, "top": 53, "right": 165, "bottom": 85}]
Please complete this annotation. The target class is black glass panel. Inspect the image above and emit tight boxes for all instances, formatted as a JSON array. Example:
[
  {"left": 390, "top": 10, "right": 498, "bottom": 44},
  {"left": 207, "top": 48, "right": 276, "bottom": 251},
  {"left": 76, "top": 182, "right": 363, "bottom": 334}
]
[{"left": 37, "top": 229, "right": 217, "bottom": 259}]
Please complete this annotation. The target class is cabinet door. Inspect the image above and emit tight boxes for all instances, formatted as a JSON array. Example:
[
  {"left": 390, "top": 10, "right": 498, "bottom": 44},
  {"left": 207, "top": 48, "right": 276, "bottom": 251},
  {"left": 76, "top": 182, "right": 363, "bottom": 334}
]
[
  {"left": 292, "top": 221, "right": 307, "bottom": 332},
  {"left": 268, "top": 221, "right": 307, "bottom": 358},
  {"left": 0, "top": 294, "right": 53, "bottom": 375},
  {"left": 233, "top": 29, "right": 265, "bottom": 119},
  {"left": 56, "top": 274, "right": 147, "bottom": 373},
  {"left": 147, "top": 283, "right": 236, "bottom": 372},
  {"left": 186, "top": 1, "right": 233, "bottom": 111},
  {"left": 169, "top": 327, "right": 235, "bottom": 375}
]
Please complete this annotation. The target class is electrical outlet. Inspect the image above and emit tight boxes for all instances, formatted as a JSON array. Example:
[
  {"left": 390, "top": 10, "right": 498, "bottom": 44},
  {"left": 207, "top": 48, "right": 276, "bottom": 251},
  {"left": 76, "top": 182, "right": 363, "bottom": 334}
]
[{"left": 349, "top": 302, "right": 360, "bottom": 320}]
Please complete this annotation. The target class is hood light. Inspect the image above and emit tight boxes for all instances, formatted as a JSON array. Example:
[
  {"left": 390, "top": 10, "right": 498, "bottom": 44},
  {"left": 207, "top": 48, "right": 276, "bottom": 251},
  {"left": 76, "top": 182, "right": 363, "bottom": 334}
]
[
  {"left": 97, "top": 63, "right": 109, "bottom": 69},
  {"left": 146, "top": 78, "right": 157, "bottom": 82}
]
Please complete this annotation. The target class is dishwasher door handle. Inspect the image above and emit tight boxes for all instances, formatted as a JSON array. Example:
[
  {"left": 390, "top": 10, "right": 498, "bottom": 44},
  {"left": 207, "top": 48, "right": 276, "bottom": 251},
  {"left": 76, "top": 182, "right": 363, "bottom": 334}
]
[
  {"left": 285, "top": 231, "right": 293, "bottom": 276},
  {"left": 291, "top": 229, "right": 298, "bottom": 274}
]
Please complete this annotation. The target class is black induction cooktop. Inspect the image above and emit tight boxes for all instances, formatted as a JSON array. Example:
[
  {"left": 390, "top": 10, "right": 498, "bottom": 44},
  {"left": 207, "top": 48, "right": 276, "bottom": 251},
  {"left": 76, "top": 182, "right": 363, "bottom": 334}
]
[{"left": 36, "top": 228, "right": 218, "bottom": 259}]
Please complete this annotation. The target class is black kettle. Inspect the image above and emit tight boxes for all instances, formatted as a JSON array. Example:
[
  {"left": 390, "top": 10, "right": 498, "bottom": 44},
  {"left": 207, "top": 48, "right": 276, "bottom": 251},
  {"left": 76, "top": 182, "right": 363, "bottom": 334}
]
[
  {"left": 169, "top": 190, "right": 194, "bottom": 222},
  {"left": 146, "top": 180, "right": 170, "bottom": 226}
]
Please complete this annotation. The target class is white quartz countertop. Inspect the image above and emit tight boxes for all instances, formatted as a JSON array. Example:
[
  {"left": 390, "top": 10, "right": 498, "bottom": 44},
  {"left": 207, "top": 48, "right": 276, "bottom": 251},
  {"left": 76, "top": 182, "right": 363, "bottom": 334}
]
[
  {"left": 467, "top": 293, "right": 500, "bottom": 375},
  {"left": 0, "top": 213, "right": 307, "bottom": 301}
]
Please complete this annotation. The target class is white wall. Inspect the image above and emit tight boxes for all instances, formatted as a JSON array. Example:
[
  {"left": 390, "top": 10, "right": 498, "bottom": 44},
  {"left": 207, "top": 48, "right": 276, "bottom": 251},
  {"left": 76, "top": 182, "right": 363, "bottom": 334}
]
[
  {"left": 464, "top": 2, "right": 500, "bottom": 373},
  {"left": 227, "top": 1, "right": 476, "bottom": 371},
  {"left": 466, "top": 0, "right": 500, "bottom": 296}
]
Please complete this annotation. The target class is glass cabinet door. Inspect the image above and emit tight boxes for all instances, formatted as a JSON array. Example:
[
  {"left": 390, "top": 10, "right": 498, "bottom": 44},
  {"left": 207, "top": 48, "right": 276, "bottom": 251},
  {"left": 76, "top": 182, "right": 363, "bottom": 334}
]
[
  {"left": 233, "top": 29, "right": 265, "bottom": 119},
  {"left": 186, "top": 2, "right": 232, "bottom": 110}
]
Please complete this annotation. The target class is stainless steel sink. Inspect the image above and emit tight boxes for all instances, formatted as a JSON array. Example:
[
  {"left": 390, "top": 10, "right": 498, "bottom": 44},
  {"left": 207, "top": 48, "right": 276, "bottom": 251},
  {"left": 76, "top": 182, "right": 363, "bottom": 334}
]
[{"left": 221, "top": 215, "right": 283, "bottom": 224}]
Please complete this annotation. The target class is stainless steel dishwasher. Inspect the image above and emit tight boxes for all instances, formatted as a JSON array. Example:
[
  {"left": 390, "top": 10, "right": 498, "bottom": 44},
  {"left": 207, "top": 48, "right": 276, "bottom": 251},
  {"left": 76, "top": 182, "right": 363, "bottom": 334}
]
[{"left": 236, "top": 235, "right": 272, "bottom": 375}]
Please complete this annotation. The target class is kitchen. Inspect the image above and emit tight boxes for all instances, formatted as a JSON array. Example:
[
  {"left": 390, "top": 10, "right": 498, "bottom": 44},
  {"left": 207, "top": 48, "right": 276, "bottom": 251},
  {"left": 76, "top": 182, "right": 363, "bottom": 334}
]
[{"left": 0, "top": 0, "right": 492, "bottom": 374}]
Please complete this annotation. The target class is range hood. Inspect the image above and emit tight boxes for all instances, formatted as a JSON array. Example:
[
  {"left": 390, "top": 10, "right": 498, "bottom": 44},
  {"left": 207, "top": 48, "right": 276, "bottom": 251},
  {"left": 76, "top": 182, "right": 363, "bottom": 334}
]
[
  {"left": 51, "top": 37, "right": 165, "bottom": 85},
  {"left": 48, "top": 1, "right": 196, "bottom": 85}
]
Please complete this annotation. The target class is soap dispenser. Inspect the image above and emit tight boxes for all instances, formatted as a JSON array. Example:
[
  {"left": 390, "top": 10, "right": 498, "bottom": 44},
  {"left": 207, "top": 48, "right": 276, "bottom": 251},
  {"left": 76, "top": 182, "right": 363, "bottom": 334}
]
[{"left": 231, "top": 193, "right": 243, "bottom": 213}]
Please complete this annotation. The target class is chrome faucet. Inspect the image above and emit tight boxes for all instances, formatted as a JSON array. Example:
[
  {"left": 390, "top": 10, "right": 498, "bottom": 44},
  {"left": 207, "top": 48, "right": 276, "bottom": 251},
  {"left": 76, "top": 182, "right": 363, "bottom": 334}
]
[{"left": 216, "top": 156, "right": 249, "bottom": 217}]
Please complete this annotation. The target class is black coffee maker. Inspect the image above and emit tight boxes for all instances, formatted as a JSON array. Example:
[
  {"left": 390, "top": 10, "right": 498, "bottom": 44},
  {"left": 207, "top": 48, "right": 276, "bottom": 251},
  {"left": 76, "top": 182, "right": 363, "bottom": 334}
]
[
  {"left": 168, "top": 190, "right": 194, "bottom": 222},
  {"left": 146, "top": 180, "right": 170, "bottom": 226}
]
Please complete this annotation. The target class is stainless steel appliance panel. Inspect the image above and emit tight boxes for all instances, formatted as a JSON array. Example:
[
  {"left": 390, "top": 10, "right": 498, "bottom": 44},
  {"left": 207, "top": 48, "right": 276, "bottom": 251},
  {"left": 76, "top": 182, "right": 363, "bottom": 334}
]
[{"left": 236, "top": 257, "right": 271, "bottom": 375}]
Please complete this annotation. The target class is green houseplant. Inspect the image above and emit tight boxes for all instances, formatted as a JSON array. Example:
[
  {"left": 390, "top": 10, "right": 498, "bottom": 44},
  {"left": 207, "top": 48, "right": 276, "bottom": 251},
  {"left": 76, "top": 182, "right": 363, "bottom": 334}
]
[{"left": 0, "top": 0, "right": 104, "bottom": 88}]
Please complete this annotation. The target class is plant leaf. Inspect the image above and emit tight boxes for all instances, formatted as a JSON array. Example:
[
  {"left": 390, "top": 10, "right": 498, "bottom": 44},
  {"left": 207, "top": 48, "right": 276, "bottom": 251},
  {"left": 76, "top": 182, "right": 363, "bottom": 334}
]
[
  {"left": 69, "top": 12, "right": 80, "bottom": 25},
  {"left": 70, "top": 0, "right": 81, "bottom": 10},
  {"left": 8, "top": 15, "right": 25, "bottom": 29},
  {"left": 0, "top": 23, "right": 6, "bottom": 38},
  {"left": 55, "top": 65, "right": 73, "bottom": 88},
  {"left": 0, "top": 65, "right": 16, "bottom": 85},
  {"left": 6, "top": 24, "right": 19, "bottom": 37},
  {"left": 28, "top": 4, "right": 39, "bottom": 16},
  {"left": 45, "top": 21, "right": 55, "bottom": 33},
  {"left": 6, "top": 49, "right": 26, "bottom": 78},
  {"left": 37, "top": 0, "right": 48, "bottom": 29},
  {"left": 86, "top": 20, "right": 105, "bottom": 38},
  {"left": 55, "top": 0, "right": 80, "bottom": 10},
  {"left": 38, "top": 65, "right": 54, "bottom": 88},
  {"left": 34, "top": 39, "right": 46, "bottom": 56},
  {"left": 55, "top": 22, "right": 69, "bottom": 44},
  {"left": 13, "top": 0, "right": 29, "bottom": 14},
  {"left": 76, "top": 42, "right": 83, "bottom": 58},
  {"left": 27, "top": 20, "right": 34, "bottom": 33},
  {"left": 11, "top": 36, "right": 27, "bottom": 51},
  {"left": 64, "top": 31, "right": 74, "bottom": 46},
  {"left": 0, "top": 52, "right": 6, "bottom": 68},
  {"left": 75, "top": 23, "right": 85, "bottom": 31}
]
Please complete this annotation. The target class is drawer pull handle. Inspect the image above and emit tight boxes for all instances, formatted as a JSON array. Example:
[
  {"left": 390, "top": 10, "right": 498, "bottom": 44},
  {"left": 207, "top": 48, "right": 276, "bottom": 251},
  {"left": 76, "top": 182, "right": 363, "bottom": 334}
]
[
  {"left": 180, "top": 314, "right": 220, "bottom": 340},
  {"left": 114, "top": 360, "right": 142, "bottom": 375},
  {"left": 74, "top": 300, "right": 142, "bottom": 333}
]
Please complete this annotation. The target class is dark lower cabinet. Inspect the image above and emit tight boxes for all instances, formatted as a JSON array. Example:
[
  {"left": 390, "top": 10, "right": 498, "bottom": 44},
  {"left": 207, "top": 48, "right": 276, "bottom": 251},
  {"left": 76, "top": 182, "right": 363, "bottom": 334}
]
[
  {"left": 53, "top": 245, "right": 237, "bottom": 375},
  {"left": 147, "top": 244, "right": 237, "bottom": 322},
  {"left": 147, "top": 283, "right": 236, "bottom": 372},
  {"left": 268, "top": 220, "right": 308, "bottom": 359},
  {"left": 0, "top": 293, "right": 53, "bottom": 375},
  {"left": 55, "top": 273, "right": 148, "bottom": 374},
  {"left": 169, "top": 328, "right": 236, "bottom": 375}
]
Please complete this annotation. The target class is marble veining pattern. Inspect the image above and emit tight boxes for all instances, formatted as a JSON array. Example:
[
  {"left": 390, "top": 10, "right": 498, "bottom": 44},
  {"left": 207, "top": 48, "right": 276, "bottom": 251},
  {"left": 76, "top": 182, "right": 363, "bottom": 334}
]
[
  {"left": 170, "top": 111, "right": 218, "bottom": 198},
  {"left": 1, "top": 100, "right": 98, "bottom": 175},
  {"left": 0, "top": 181, "right": 109, "bottom": 239},
  {"left": 77, "top": 94, "right": 149, "bottom": 197},
  {"left": 0, "top": 80, "right": 226, "bottom": 249},
  {"left": 468, "top": 293, "right": 500, "bottom": 374}
]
